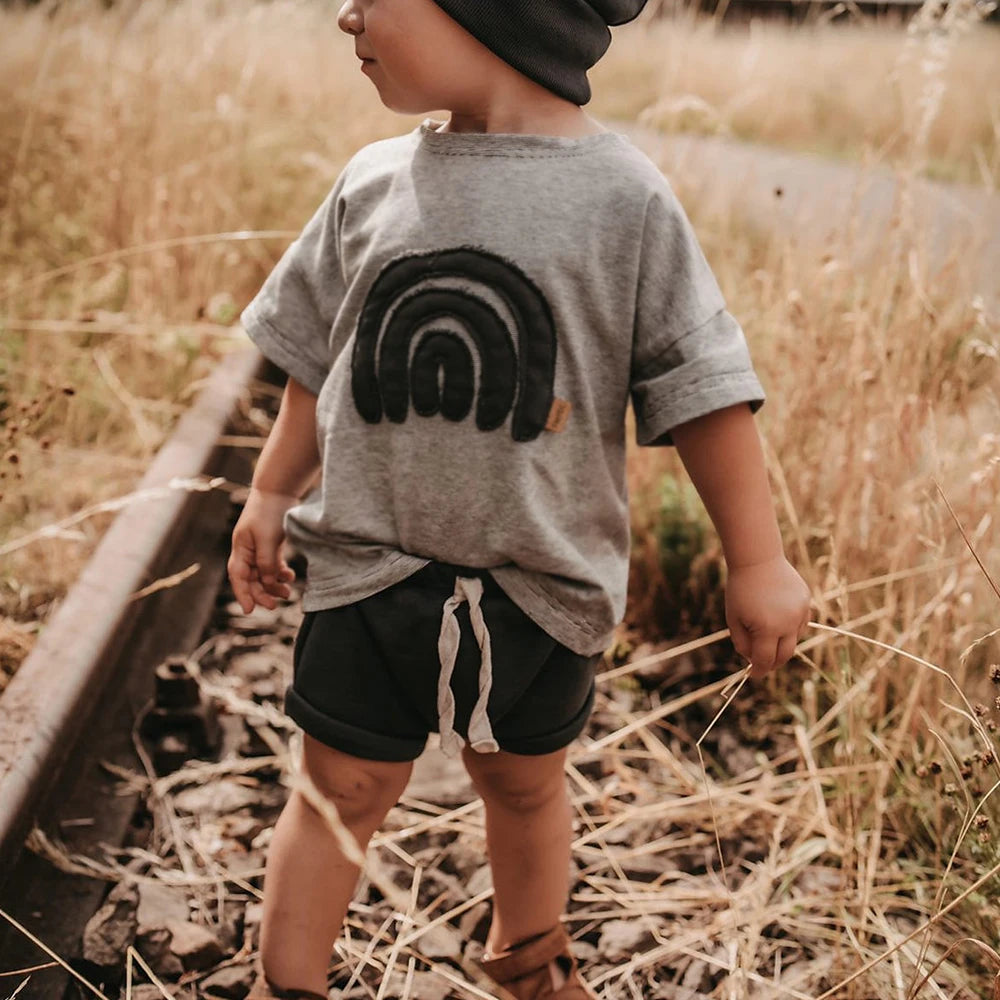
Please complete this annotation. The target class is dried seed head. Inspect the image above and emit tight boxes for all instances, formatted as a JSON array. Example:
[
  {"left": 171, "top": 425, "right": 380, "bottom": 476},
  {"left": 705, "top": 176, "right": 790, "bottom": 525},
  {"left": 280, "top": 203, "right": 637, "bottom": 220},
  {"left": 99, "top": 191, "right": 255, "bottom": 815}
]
[
  {"left": 974, "top": 703, "right": 989, "bottom": 718},
  {"left": 991, "top": 664, "right": 1000, "bottom": 684},
  {"left": 960, "top": 766, "right": 974, "bottom": 780},
  {"left": 915, "top": 765, "right": 929, "bottom": 779},
  {"left": 979, "top": 830, "right": 991, "bottom": 844},
  {"left": 974, "top": 815, "right": 989, "bottom": 830},
  {"left": 944, "top": 782, "right": 958, "bottom": 796},
  {"left": 980, "top": 750, "right": 995, "bottom": 767},
  {"left": 929, "top": 760, "right": 944, "bottom": 774}
]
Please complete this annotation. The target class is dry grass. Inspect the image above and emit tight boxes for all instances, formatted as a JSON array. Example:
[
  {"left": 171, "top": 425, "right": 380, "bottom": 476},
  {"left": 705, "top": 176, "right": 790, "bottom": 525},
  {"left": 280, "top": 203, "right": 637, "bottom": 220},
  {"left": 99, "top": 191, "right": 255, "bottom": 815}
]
[
  {"left": 593, "top": 2, "right": 1000, "bottom": 189},
  {"left": 1, "top": 0, "right": 1000, "bottom": 994},
  {"left": 0, "top": 0, "right": 403, "bottom": 659},
  {"left": 13, "top": 598, "right": 1000, "bottom": 998}
]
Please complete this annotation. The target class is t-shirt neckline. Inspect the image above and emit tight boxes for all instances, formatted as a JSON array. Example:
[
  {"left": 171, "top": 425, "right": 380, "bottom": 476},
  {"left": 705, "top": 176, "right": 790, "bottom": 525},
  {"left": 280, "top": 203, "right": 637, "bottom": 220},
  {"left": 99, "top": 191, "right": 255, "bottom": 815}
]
[{"left": 416, "top": 117, "right": 626, "bottom": 156}]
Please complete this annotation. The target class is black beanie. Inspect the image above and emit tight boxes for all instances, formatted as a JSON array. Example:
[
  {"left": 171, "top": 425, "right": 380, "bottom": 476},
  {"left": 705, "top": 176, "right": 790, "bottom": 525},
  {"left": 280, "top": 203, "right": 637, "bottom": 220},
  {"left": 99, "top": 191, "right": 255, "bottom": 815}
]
[{"left": 431, "top": 0, "right": 649, "bottom": 106}]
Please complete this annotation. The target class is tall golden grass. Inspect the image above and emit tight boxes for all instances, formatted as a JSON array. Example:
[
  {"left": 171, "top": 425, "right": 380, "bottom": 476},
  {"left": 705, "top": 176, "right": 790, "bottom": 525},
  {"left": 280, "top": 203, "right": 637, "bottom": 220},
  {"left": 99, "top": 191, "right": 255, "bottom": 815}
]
[
  {"left": 594, "top": 2, "right": 1000, "bottom": 188},
  {"left": 1, "top": 0, "right": 999, "bottom": 991}
]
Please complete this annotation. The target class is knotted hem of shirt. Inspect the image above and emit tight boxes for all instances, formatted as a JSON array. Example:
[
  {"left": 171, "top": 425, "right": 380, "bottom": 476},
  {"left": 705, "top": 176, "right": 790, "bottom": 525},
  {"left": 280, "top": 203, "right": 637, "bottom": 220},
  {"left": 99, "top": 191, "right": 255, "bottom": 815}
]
[{"left": 437, "top": 575, "right": 500, "bottom": 758}]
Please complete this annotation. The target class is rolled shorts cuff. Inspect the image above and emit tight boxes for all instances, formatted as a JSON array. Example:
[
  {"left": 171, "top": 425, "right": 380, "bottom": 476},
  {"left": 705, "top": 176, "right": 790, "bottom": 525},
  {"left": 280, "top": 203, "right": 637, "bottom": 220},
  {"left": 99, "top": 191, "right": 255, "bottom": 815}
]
[
  {"left": 494, "top": 676, "right": 597, "bottom": 756},
  {"left": 284, "top": 686, "right": 428, "bottom": 762}
]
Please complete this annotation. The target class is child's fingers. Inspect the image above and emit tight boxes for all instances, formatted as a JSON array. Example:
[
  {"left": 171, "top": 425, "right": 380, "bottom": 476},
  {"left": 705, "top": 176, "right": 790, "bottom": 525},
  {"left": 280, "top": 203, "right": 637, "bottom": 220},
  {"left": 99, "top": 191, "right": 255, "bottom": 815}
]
[
  {"left": 227, "top": 538, "right": 258, "bottom": 615},
  {"left": 748, "top": 633, "right": 778, "bottom": 677},
  {"left": 774, "top": 631, "right": 798, "bottom": 670},
  {"left": 255, "top": 551, "right": 288, "bottom": 597},
  {"left": 248, "top": 575, "right": 280, "bottom": 610},
  {"left": 728, "top": 617, "right": 752, "bottom": 664},
  {"left": 249, "top": 545, "right": 294, "bottom": 605}
]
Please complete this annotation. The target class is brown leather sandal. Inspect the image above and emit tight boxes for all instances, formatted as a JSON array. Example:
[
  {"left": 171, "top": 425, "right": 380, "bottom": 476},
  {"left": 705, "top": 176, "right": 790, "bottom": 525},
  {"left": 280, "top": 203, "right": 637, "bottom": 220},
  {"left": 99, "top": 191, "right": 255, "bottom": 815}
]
[{"left": 479, "top": 924, "right": 598, "bottom": 1000}]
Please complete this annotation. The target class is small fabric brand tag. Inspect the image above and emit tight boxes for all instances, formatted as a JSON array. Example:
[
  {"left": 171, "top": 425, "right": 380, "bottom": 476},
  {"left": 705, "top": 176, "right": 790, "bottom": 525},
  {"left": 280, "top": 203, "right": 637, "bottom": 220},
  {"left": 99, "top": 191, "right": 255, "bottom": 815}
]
[{"left": 545, "top": 398, "right": 572, "bottom": 433}]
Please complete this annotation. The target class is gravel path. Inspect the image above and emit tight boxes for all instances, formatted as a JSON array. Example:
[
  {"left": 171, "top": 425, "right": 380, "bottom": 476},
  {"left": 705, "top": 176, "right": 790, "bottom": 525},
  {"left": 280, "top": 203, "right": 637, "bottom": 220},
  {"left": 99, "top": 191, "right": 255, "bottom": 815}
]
[{"left": 612, "top": 122, "right": 1000, "bottom": 315}]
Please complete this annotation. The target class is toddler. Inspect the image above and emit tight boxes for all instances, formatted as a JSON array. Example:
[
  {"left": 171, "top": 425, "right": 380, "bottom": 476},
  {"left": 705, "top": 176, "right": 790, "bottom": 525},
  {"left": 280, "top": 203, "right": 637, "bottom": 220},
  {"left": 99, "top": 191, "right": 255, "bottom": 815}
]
[{"left": 228, "top": 0, "right": 812, "bottom": 997}]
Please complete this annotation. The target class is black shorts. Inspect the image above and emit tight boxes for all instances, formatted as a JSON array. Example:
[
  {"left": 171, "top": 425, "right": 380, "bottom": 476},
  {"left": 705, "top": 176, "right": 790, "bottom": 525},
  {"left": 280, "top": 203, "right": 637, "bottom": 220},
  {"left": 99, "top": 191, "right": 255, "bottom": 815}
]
[{"left": 285, "top": 561, "right": 600, "bottom": 762}]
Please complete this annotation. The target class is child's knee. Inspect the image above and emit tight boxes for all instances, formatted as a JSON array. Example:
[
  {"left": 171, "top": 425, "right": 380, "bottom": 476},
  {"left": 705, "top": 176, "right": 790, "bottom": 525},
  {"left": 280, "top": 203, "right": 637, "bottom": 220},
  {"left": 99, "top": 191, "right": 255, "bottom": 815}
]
[
  {"left": 463, "top": 745, "right": 567, "bottom": 813},
  {"left": 301, "top": 733, "right": 413, "bottom": 822}
]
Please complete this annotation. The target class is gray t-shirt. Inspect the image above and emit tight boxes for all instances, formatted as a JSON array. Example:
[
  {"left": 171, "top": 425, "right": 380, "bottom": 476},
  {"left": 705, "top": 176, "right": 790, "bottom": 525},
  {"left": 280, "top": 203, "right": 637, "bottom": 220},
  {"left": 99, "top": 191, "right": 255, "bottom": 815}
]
[{"left": 241, "top": 118, "right": 765, "bottom": 656}]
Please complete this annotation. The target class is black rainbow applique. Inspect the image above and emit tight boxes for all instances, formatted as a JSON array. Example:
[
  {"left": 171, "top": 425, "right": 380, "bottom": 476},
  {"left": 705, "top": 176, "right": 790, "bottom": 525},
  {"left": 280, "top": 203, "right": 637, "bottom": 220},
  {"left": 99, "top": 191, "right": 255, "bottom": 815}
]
[{"left": 350, "top": 247, "right": 556, "bottom": 442}]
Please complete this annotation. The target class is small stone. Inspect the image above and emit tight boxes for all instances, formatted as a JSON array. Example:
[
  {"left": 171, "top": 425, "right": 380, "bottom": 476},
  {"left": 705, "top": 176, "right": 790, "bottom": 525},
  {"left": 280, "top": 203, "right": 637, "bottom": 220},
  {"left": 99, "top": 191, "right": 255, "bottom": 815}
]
[
  {"left": 166, "top": 919, "right": 225, "bottom": 970},
  {"left": 466, "top": 864, "right": 492, "bottom": 897},
  {"left": 243, "top": 901, "right": 263, "bottom": 927},
  {"left": 136, "top": 927, "right": 184, "bottom": 979},
  {"left": 596, "top": 917, "right": 662, "bottom": 962},
  {"left": 408, "top": 972, "right": 452, "bottom": 1000},
  {"left": 82, "top": 881, "right": 138, "bottom": 967},
  {"left": 172, "top": 779, "right": 262, "bottom": 815},
  {"left": 216, "top": 914, "right": 242, "bottom": 954},
  {"left": 412, "top": 924, "right": 462, "bottom": 961},
  {"left": 463, "top": 938, "right": 485, "bottom": 964},
  {"left": 137, "top": 882, "right": 189, "bottom": 934},
  {"left": 222, "top": 847, "right": 266, "bottom": 879},
  {"left": 250, "top": 826, "right": 274, "bottom": 851},
  {"left": 219, "top": 812, "right": 265, "bottom": 845},
  {"left": 439, "top": 838, "right": 485, "bottom": 880},
  {"left": 652, "top": 986, "right": 699, "bottom": 1000},
  {"left": 621, "top": 853, "right": 667, "bottom": 880},
  {"left": 600, "top": 824, "right": 632, "bottom": 846},
  {"left": 201, "top": 963, "right": 255, "bottom": 999},
  {"left": 570, "top": 940, "right": 599, "bottom": 963},
  {"left": 229, "top": 651, "right": 277, "bottom": 682},
  {"left": 120, "top": 987, "right": 170, "bottom": 1000},
  {"left": 458, "top": 901, "right": 490, "bottom": 944},
  {"left": 250, "top": 679, "right": 278, "bottom": 700},
  {"left": 681, "top": 957, "right": 709, "bottom": 990}
]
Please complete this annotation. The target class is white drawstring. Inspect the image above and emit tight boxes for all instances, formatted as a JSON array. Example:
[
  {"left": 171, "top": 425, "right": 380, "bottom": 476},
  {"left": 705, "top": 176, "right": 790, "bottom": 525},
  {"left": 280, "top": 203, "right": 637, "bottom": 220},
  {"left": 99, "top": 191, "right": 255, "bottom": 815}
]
[{"left": 436, "top": 575, "right": 500, "bottom": 758}]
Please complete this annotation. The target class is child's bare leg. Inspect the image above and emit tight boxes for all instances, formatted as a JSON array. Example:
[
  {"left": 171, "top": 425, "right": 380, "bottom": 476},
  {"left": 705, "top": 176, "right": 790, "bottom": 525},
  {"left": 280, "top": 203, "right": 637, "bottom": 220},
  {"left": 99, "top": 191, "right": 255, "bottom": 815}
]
[
  {"left": 462, "top": 745, "right": 573, "bottom": 957},
  {"left": 260, "top": 734, "right": 413, "bottom": 994}
]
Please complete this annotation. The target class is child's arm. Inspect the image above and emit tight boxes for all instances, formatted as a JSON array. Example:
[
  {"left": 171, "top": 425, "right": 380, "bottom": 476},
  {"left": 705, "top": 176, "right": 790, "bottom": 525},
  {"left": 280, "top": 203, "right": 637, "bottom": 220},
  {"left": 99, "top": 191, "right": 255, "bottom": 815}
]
[
  {"left": 228, "top": 376, "right": 322, "bottom": 614},
  {"left": 670, "top": 402, "right": 811, "bottom": 677}
]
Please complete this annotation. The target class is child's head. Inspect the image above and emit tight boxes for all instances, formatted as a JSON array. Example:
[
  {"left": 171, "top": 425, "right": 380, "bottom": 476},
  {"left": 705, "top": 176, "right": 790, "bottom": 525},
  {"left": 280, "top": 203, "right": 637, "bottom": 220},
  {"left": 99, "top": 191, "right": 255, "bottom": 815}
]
[{"left": 337, "top": 0, "right": 648, "bottom": 113}]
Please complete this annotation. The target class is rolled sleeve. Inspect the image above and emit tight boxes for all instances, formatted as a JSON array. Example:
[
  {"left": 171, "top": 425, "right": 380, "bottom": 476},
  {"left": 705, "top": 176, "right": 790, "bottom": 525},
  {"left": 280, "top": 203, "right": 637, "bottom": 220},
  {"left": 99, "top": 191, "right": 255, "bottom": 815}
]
[
  {"left": 241, "top": 261, "right": 333, "bottom": 396},
  {"left": 629, "top": 182, "right": 766, "bottom": 448},
  {"left": 631, "top": 308, "right": 765, "bottom": 446}
]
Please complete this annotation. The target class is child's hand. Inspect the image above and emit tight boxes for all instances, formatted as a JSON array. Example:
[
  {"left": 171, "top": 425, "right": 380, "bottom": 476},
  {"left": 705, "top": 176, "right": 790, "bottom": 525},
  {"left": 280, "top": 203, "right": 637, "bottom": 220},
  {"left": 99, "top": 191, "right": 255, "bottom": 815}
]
[
  {"left": 725, "top": 555, "right": 811, "bottom": 678},
  {"left": 227, "top": 487, "right": 299, "bottom": 614}
]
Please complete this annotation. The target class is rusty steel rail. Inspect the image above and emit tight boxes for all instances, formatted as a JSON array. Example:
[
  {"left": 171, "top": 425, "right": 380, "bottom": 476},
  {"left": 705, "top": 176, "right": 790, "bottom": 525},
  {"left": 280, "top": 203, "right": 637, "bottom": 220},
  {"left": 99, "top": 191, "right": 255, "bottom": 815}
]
[{"left": 0, "top": 347, "right": 266, "bottom": 879}]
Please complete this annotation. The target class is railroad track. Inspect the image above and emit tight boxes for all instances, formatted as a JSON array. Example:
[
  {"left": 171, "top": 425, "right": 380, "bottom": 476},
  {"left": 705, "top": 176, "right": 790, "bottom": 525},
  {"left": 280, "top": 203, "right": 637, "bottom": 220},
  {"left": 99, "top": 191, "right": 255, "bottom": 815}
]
[
  {"left": 0, "top": 352, "right": 518, "bottom": 1000},
  {"left": 0, "top": 348, "right": 276, "bottom": 999}
]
